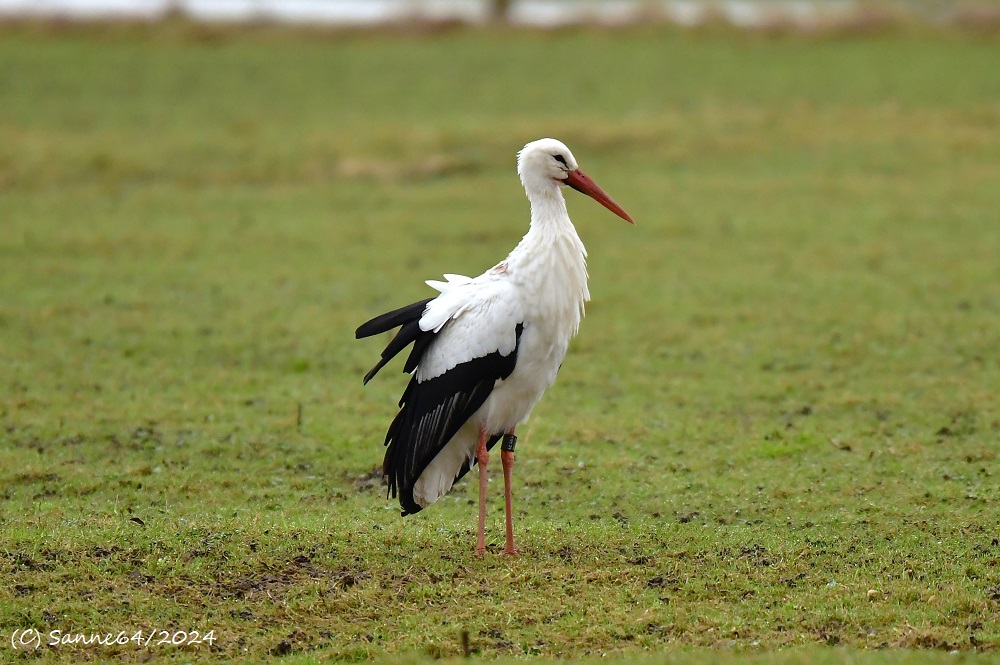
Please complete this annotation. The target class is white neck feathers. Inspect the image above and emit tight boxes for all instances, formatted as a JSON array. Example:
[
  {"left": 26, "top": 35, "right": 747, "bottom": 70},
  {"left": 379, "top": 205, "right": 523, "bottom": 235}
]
[{"left": 505, "top": 186, "right": 590, "bottom": 333}]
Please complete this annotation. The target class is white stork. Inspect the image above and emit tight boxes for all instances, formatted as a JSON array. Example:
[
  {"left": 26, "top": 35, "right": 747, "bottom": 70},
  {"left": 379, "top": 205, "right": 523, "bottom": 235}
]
[{"left": 356, "top": 138, "right": 633, "bottom": 556}]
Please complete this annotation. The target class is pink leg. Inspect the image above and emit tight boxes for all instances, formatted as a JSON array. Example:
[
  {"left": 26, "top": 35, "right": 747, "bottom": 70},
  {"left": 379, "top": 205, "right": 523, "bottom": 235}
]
[
  {"left": 475, "top": 426, "right": 489, "bottom": 556},
  {"left": 501, "top": 430, "right": 518, "bottom": 556}
]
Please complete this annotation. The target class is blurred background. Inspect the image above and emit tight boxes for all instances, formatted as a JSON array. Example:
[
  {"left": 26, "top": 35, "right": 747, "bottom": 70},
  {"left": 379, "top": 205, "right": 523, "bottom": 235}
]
[{"left": 1, "top": 0, "right": 999, "bottom": 27}]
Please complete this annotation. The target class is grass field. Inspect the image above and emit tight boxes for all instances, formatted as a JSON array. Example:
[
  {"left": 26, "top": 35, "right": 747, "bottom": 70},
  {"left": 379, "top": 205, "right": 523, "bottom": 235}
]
[{"left": 1, "top": 21, "right": 999, "bottom": 664}]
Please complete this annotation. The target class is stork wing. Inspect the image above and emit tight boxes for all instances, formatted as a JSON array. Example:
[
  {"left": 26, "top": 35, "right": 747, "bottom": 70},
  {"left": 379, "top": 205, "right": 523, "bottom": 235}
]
[
  {"left": 357, "top": 277, "right": 524, "bottom": 515},
  {"left": 356, "top": 297, "right": 435, "bottom": 384}
]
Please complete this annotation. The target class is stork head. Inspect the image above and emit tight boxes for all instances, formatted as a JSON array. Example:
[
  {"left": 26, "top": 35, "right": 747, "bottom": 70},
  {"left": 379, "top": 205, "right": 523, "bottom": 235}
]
[{"left": 517, "top": 138, "right": 634, "bottom": 224}]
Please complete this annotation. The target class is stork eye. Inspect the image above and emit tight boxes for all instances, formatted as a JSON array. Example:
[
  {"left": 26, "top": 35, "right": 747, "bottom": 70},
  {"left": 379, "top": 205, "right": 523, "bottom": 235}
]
[{"left": 553, "top": 155, "right": 567, "bottom": 166}]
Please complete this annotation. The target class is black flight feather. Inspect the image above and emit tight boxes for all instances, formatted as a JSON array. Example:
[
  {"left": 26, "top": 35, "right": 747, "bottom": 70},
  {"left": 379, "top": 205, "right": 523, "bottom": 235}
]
[
  {"left": 357, "top": 296, "right": 524, "bottom": 516},
  {"left": 356, "top": 298, "right": 434, "bottom": 384},
  {"left": 356, "top": 297, "right": 434, "bottom": 339},
  {"left": 382, "top": 324, "right": 523, "bottom": 515}
]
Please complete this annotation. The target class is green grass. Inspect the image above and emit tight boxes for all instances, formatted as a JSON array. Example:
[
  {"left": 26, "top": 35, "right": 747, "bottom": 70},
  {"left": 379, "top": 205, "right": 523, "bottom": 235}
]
[{"left": 1, "top": 23, "right": 999, "bottom": 664}]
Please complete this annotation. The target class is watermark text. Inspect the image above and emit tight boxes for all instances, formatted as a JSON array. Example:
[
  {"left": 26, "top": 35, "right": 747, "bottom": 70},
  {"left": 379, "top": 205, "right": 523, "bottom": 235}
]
[{"left": 10, "top": 628, "right": 216, "bottom": 651}]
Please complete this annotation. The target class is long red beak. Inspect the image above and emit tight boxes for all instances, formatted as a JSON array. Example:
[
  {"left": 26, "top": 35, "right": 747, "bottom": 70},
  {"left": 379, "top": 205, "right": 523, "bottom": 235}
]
[{"left": 563, "top": 169, "right": 634, "bottom": 224}]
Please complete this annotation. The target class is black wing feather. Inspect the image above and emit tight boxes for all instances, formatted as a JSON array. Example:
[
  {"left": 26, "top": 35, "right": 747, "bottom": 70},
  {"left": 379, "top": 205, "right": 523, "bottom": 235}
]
[
  {"left": 356, "top": 297, "right": 434, "bottom": 339},
  {"left": 357, "top": 297, "right": 523, "bottom": 516},
  {"left": 357, "top": 298, "right": 434, "bottom": 384},
  {"left": 383, "top": 326, "right": 523, "bottom": 515}
]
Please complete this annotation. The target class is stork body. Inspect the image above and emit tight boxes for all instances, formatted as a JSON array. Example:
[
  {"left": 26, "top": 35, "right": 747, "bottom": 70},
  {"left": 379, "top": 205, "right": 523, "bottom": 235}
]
[{"left": 357, "top": 138, "right": 632, "bottom": 555}]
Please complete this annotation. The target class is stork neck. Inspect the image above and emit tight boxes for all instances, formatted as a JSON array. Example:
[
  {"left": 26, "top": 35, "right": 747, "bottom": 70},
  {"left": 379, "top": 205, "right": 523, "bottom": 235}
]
[
  {"left": 506, "top": 184, "right": 590, "bottom": 330},
  {"left": 526, "top": 186, "right": 575, "bottom": 235},
  {"left": 508, "top": 184, "right": 588, "bottom": 278}
]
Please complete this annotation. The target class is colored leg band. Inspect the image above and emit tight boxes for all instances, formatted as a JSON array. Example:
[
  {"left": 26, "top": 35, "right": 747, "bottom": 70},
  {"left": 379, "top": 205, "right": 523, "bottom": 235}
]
[{"left": 501, "top": 434, "right": 517, "bottom": 452}]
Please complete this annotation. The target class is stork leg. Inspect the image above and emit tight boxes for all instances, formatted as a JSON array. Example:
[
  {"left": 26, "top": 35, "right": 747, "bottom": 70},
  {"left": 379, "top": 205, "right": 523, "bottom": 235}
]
[
  {"left": 475, "top": 426, "right": 489, "bottom": 556},
  {"left": 501, "top": 430, "right": 518, "bottom": 556}
]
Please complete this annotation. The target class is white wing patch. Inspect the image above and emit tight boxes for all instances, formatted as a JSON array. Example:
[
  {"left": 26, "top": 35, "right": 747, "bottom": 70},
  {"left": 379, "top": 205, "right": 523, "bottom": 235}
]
[
  {"left": 416, "top": 274, "right": 523, "bottom": 382},
  {"left": 425, "top": 273, "right": 472, "bottom": 293}
]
